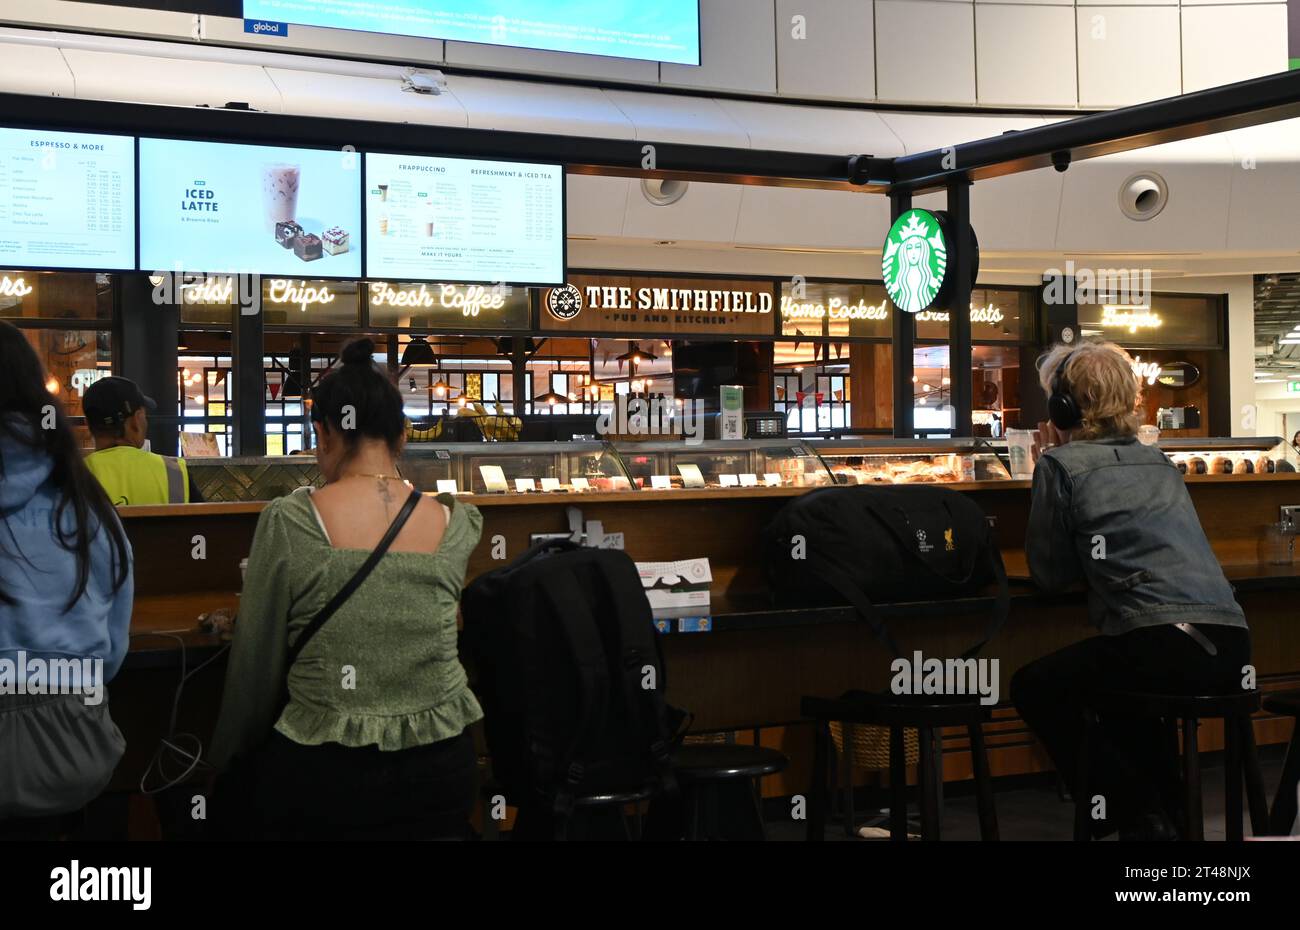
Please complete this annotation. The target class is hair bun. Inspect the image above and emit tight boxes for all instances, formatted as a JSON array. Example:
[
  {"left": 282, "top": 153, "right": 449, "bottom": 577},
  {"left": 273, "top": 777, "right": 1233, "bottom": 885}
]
[{"left": 340, "top": 338, "right": 376, "bottom": 367}]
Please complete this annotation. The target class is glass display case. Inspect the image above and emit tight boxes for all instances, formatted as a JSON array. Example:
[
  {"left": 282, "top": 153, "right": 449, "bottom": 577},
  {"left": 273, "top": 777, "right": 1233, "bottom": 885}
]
[
  {"left": 613, "top": 440, "right": 833, "bottom": 490},
  {"left": 810, "top": 438, "right": 1014, "bottom": 485},
  {"left": 1158, "top": 436, "right": 1299, "bottom": 476},
  {"left": 400, "top": 441, "right": 633, "bottom": 494}
]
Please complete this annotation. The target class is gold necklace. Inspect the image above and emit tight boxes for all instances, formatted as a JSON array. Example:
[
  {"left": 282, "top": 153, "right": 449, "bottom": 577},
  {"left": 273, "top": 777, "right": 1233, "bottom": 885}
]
[{"left": 342, "top": 472, "right": 407, "bottom": 483}]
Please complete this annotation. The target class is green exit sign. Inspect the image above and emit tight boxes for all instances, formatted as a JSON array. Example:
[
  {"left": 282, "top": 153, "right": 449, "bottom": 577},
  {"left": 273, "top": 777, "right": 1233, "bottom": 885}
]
[{"left": 1288, "top": 381, "right": 1300, "bottom": 394}]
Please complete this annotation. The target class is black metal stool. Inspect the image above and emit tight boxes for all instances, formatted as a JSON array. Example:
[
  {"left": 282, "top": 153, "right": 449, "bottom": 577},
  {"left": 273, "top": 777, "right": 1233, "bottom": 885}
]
[
  {"left": 802, "top": 693, "right": 999, "bottom": 841},
  {"left": 480, "top": 781, "right": 656, "bottom": 840},
  {"left": 1261, "top": 690, "right": 1300, "bottom": 835},
  {"left": 1076, "top": 689, "right": 1268, "bottom": 841},
  {"left": 672, "top": 743, "right": 788, "bottom": 840}
]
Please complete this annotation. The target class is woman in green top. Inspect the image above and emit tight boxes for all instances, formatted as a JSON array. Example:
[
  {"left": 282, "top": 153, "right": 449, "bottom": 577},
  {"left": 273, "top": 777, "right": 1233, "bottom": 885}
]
[{"left": 210, "top": 338, "right": 484, "bottom": 839}]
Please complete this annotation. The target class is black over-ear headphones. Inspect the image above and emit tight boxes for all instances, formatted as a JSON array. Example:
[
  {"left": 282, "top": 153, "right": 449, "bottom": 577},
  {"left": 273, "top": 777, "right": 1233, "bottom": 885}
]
[{"left": 1047, "top": 349, "right": 1083, "bottom": 431}]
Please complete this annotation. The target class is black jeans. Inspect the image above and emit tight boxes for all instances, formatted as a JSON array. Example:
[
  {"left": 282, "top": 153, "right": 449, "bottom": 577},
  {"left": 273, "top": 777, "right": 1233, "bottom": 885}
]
[
  {"left": 1010, "top": 622, "right": 1251, "bottom": 835},
  {"left": 252, "top": 729, "right": 478, "bottom": 840}
]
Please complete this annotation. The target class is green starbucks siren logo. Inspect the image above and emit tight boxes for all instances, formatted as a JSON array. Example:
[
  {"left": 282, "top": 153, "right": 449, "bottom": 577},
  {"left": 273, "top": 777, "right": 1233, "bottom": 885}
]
[{"left": 882, "top": 209, "right": 948, "bottom": 313}]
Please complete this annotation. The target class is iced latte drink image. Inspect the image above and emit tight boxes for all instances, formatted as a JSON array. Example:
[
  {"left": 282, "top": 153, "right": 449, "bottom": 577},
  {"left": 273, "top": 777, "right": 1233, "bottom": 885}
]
[{"left": 263, "top": 163, "right": 301, "bottom": 231}]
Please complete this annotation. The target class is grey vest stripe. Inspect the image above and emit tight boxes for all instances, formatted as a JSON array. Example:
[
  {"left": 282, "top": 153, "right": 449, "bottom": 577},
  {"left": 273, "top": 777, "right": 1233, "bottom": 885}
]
[{"left": 162, "top": 456, "right": 185, "bottom": 503}]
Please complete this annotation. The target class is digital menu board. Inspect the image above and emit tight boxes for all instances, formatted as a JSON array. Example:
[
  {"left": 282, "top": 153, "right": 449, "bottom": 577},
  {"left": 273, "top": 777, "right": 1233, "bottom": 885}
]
[
  {"left": 242, "top": 1, "right": 701, "bottom": 66},
  {"left": 0, "top": 127, "right": 136, "bottom": 271},
  {"left": 364, "top": 153, "right": 563, "bottom": 285},
  {"left": 139, "top": 138, "right": 362, "bottom": 278}
]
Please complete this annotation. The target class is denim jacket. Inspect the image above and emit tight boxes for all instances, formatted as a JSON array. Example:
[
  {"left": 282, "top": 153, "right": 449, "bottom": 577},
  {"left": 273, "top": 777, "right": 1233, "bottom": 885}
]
[{"left": 1027, "top": 436, "right": 1246, "bottom": 635}]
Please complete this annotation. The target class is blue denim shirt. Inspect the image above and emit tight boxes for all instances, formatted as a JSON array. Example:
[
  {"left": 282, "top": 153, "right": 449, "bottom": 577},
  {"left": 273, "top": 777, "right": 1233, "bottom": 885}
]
[{"left": 1027, "top": 436, "right": 1246, "bottom": 635}]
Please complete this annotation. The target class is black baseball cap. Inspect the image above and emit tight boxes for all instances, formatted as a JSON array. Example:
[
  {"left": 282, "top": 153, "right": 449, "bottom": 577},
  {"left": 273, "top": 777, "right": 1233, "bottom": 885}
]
[{"left": 82, "top": 376, "right": 156, "bottom": 429}]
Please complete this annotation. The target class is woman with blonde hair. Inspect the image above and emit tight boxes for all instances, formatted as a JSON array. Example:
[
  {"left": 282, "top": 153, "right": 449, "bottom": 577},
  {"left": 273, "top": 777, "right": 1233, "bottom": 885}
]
[{"left": 1011, "top": 339, "right": 1249, "bottom": 841}]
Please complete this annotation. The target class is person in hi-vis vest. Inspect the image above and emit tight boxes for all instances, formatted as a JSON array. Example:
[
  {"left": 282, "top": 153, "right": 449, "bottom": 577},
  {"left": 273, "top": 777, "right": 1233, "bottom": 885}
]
[{"left": 83, "top": 377, "right": 202, "bottom": 505}]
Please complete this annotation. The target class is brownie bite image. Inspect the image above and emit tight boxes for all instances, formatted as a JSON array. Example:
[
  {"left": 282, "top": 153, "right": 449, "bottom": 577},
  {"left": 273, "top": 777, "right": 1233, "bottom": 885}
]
[
  {"left": 293, "top": 233, "right": 322, "bottom": 261},
  {"left": 275, "top": 220, "right": 303, "bottom": 249},
  {"left": 322, "top": 226, "right": 350, "bottom": 255}
]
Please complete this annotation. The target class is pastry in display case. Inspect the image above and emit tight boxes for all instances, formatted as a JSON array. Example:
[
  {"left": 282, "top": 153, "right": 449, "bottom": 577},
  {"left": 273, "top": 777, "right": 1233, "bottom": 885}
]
[
  {"left": 810, "top": 439, "right": 1013, "bottom": 485},
  {"left": 1158, "top": 437, "right": 1300, "bottom": 476},
  {"left": 400, "top": 441, "right": 633, "bottom": 494},
  {"left": 613, "top": 440, "right": 833, "bottom": 490}
]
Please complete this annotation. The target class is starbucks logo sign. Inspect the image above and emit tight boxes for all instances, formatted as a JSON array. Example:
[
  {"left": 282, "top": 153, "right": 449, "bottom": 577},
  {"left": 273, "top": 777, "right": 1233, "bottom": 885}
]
[
  {"left": 882, "top": 209, "right": 948, "bottom": 314},
  {"left": 546, "top": 284, "right": 583, "bottom": 321}
]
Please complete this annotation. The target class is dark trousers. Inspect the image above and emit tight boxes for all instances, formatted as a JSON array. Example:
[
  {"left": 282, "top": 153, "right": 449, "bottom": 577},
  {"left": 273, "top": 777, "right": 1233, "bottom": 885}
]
[
  {"left": 252, "top": 729, "right": 478, "bottom": 840},
  {"left": 1010, "top": 622, "right": 1251, "bottom": 835}
]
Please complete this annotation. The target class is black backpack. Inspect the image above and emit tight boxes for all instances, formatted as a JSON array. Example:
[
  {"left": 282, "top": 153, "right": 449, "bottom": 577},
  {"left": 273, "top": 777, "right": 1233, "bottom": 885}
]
[
  {"left": 761, "top": 484, "right": 1009, "bottom": 659},
  {"left": 462, "top": 541, "right": 678, "bottom": 831}
]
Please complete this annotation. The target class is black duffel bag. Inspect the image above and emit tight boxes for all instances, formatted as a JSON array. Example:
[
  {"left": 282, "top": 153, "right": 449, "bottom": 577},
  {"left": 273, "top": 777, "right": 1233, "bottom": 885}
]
[{"left": 761, "top": 484, "right": 1009, "bottom": 659}]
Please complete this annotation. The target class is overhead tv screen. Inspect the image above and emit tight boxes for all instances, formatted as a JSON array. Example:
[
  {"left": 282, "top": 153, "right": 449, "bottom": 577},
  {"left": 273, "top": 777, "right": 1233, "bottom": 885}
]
[
  {"left": 364, "top": 152, "right": 564, "bottom": 286},
  {"left": 0, "top": 126, "right": 136, "bottom": 271},
  {"left": 138, "top": 137, "right": 362, "bottom": 278},
  {"left": 241, "top": 1, "right": 701, "bottom": 65}
]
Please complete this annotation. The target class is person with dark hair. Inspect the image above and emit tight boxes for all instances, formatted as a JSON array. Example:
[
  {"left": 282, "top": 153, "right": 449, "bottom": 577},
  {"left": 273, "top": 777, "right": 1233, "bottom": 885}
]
[
  {"left": 210, "top": 338, "right": 483, "bottom": 840},
  {"left": 82, "top": 376, "right": 202, "bottom": 505},
  {"left": 0, "top": 321, "right": 133, "bottom": 833}
]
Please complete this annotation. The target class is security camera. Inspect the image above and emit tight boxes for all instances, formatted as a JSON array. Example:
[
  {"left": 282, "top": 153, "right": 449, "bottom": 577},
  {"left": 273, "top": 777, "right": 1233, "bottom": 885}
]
[{"left": 1051, "top": 151, "right": 1071, "bottom": 173}]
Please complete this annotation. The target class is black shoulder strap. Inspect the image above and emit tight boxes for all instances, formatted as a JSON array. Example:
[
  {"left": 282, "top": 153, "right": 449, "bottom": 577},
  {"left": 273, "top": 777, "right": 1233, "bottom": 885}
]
[
  {"left": 812, "top": 560, "right": 904, "bottom": 659},
  {"left": 960, "top": 543, "right": 1010, "bottom": 661},
  {"left": 287, "top": 488, "right": 422, "bottom": 667}
]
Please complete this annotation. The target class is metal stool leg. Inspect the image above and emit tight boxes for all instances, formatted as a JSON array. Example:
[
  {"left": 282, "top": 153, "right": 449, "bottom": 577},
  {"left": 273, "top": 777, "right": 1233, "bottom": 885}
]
[
  {"left": 889, "top": 725, "right": 908, "bottom": 841},
  {"left": 1269, "top": 717, "right": 1300, "bottom": 836},
  {"left": 968, "top": 720, "right": 999, "bottom": 841},
  {"left": 917, "top": 725, "right": 942, "bottom": 840},
  {"left": 1183, "top": 717, "right": 1204, "bottom": 841},
  {"left": 1239, "top": 714, "right": 1270, "bottom": 837},
  {"left": 807, "top": 719, "right": 830, "bottom": 842},
  {"left": 841, "top": 723, "right": 857, "bottom": 837},
  {"left": 1224, "top": 712, "right": 1243, "bottom": 842},
  {"left": 1074, "top": 710, "right": 1093, "bottom": 841}
]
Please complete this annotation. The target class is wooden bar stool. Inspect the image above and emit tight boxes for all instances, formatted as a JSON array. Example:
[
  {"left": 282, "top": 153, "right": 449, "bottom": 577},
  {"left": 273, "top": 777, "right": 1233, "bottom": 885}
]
[
  {"left": 1261, "top": 690, "right": 1300, "bottom": 835},
  {"left": 802, "top": 692, "right": 999, "bottom": 842},
  {"left": 1075, "top": 689, "right": 1269, "bottom": 841}
]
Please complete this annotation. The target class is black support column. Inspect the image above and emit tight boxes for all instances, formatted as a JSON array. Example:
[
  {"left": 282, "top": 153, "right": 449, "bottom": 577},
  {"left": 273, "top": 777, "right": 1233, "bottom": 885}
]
[
  {"left": 946, "top": 178, "right": 973, "bottom": 438},
  {"left": 512, "top": 339, "right": 529, "bottom": 415},
  {"left": 232, "top": 296, "right": 265, "bottom": 457},
  {"left": 118, "top": 274, "right": 180, "bottom": 456},
  {"left": 890, "top": 190, "right": 914, "bottom": 439}
]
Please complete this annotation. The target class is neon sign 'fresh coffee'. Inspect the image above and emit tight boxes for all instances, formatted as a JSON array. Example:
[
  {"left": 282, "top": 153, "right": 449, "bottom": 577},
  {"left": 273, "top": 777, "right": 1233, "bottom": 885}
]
[{"left": 369, "top": 282, "right": 507, "bottom": 317}]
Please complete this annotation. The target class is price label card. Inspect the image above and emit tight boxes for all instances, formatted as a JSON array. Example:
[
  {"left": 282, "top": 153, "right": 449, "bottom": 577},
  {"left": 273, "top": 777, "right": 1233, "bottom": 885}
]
[
  {"left": 479, "top": 465, "right": 508, "bottom": 493},
  {"left": 763, "top": 473, "right": 782, "bottom": 487},
  {"left": 540, "top": 477, "right": 562, "bottom": 492},
  {"left": 571, "top": 477, "right": 591, "bottom": 491},
  {"left": 435, "top": 479, "right": 459, "bottom": 494},
  {"left": 514, "top": 478, "right": 538, "bottom": 493},
  {"left": 718, "top": 474, "right": 740, "bottom": 488},
  {"left": 677, "top": 463, "right": 706, "bottom": 489},
  {"left": 739, "top": 474, "right": 759, "bottom": 487},
  {"left": 650, "top": 475, "right": 673, "bottom": 490}
]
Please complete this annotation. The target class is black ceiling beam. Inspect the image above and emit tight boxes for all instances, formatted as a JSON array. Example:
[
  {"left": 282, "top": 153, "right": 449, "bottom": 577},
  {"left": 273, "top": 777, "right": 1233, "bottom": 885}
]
[
  {"left": 890, "top": 68, "right": 1300, "bottom": 194},
  {"left": 0, "top": 91, "right": 892, "bottom": 192}
]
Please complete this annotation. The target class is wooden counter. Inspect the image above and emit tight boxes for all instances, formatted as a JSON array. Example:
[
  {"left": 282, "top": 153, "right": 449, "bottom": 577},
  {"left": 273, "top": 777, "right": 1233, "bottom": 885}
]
[{"left": 113, "top": 477, "right": 1300, "bottom": 801}]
